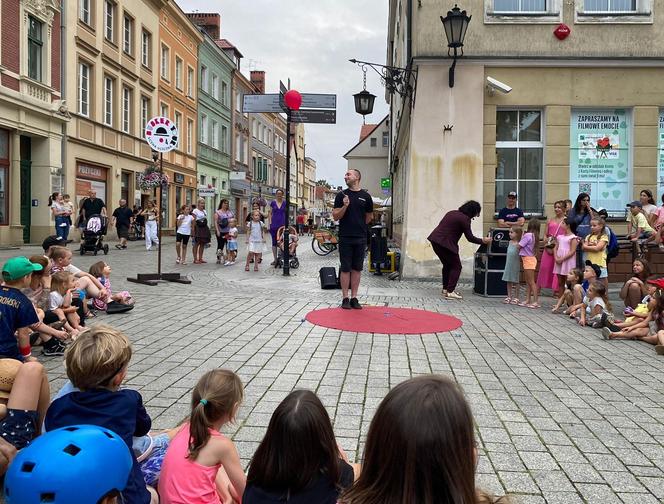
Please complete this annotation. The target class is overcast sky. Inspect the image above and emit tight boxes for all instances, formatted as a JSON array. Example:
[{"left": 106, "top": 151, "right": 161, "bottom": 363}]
[{"left": 178, "top": 0, "right": 389, "bottom": 188}]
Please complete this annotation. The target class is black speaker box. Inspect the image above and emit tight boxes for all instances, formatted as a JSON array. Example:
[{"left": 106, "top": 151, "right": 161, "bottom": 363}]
[{"left": 319, "top": 267, "right": 340, "bottom": 289}]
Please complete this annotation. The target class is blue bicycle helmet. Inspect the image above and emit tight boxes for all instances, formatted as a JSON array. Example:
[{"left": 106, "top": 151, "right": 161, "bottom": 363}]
[{"left": 4, "top": 424, "right": 132, "bottom": 504}]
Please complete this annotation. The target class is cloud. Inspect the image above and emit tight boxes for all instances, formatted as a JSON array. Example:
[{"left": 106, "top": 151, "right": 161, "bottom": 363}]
[{"left": 177, "top": 0, "right": 389, "bottom": 189}]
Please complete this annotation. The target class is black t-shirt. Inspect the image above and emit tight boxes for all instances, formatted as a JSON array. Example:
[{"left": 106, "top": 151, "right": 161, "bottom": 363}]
[
  {"left": 112, "top": 206, "right": 134, "bottom": 227},
  {"left": 243, "top": 459, "right": 354, "bottom": 504},
  {"left": 498, "top": 206, "right": 523, "bottom": 223},
  {"left": 82, "top": 197, "right": 106, "bottom": 218},
  {"left": 334, "top": 189, "right": 373, "bottom": 240}
]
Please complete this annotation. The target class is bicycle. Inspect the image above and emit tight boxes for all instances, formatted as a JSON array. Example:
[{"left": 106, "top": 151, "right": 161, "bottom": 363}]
[{"left": 311, "top": 228, "right": 338, "bottom": 256}]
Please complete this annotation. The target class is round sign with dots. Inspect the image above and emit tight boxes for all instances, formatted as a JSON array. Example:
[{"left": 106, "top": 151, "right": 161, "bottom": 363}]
[{"left": 145, "top": 116, "right": 179, "bottom": 152}]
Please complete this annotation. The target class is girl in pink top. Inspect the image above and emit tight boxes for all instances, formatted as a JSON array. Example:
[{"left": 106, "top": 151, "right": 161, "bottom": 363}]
[{"left": 159, "top": 369, "right": 246, "bottom": 504}]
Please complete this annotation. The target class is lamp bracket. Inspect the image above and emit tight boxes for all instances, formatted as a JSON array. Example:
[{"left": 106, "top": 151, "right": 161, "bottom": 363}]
[
  {"left": 349, "top": 59, "right": 417, "bottom": 99},
  {"left": 443, "top": 124, "right": 453, "bottom": 133}
]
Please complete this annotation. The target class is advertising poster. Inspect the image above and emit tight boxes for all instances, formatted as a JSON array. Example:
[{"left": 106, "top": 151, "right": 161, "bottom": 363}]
[
  {"left": 658, "top": 111, "right": 664, "bottom": 202},
  {"left": 569, "top": 109, "right": 630, "bottom": 215}
]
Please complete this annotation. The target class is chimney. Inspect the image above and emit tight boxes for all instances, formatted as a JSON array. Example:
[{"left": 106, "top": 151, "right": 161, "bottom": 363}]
[
  {"left": 250, "top": 71, "right": 265, "bottom": 94},
  {"left": 186, "top": 13, "right": 220, "bottom": 40}
]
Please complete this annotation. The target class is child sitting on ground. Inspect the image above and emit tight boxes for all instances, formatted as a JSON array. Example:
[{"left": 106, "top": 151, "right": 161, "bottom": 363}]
[
  {"left": 224, "top": 218, "right": 238, "bottom": 266},
  {"left": 552, "top": 269, "right": 584, "bottom": 314},
  {"left": 49, "top": 271, "right": 86, "bottom": 337},
  {"left": 88, "top": 261, "right": 134, "bottom": 312},
  {"left": 602, "top": 291, "right": 662, "bottom": 344},
  {"left": 4, "top": 424, "right": 133, "bottom": 504},
  {"left": 566, "top": 261, "right": 600, "bottom": 319},
  {"left": 45, "top": 326, "right": 157, "bottom": 504},
  {"left": 244, "top": 389, "right": 358, "bottom": 503},
  {"left": 578, "top": 280, "right": 612, "bottom": 328},
  {"left": 159, "top": 369, "right": 246, "bottom": 504},
  {"left": 611, "top": 276, "right": 661, "bottom": 330}
]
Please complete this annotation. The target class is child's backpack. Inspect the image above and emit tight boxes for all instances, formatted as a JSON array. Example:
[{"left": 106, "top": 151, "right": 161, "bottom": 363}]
[{"left": 606, "top": 226, "right": 619, "bottom": 262}]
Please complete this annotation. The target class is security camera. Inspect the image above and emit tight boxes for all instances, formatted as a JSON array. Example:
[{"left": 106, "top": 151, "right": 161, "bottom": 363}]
[{"left": 486, "top": 76, "right": 512, "bottom": 94}]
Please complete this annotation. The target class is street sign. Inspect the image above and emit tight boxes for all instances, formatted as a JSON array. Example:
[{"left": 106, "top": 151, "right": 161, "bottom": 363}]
[
  {"left": 291, "top": 109, "right": 336, "bottom": 124},
  {"left": 229, "top": 171, "right": 246, "bottom": 181},
  {"left": 300, "top": 93, "right": 336, "bottom": 109},
  {"left": 242, "top": 94, "right": 285, "bottom": 113},
  {"left": 198, "top": 187, "right": 216, "bottom": 197},
  {"left": 279, "top": 80, "right": 288, "bottom": 94},
  {"left": 145, "top": 116, "right": 178, "bottom": 152},
  {"left": 380, "top": 177, "right": 392, "bottom": 189}
]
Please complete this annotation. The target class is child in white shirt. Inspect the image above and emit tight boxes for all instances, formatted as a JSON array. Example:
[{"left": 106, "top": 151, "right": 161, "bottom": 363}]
[
  {"left": 224, "top": 218, "right": 238, "bottom": 266},
  {"left": 175, "top": 205, "right": 194, "bottom": 265}
]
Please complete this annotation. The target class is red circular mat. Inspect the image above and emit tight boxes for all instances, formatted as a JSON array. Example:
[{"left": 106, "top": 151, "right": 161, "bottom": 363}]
[{"left": 305, "top": 307, "right": 462, "bottom": 334}]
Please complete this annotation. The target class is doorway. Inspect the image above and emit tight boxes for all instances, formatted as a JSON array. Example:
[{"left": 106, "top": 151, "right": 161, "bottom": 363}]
[{"left": 20, "top": 136, "right": 31, "bottom": 243}]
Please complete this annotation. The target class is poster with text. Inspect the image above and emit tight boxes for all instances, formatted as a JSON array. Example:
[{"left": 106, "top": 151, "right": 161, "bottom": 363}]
[
  {"left": 569, "top": 109, "right": 630, "bottom": 216},
  {"left": 658, "top": 111, "right": 664, "bottom": 202}
]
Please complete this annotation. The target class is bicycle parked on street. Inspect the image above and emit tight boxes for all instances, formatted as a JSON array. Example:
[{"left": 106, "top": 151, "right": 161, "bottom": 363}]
[{"left": 311, "top": 228, "right": 338, "bottom": 256}]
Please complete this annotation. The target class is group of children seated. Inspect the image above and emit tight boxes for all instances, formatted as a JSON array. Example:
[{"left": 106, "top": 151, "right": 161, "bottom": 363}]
[
  {"left": 0, "top": 322, "right": 510, "bottom": 504},
  {"left": 550, "top": 257, "right": 664, "bottom": 354}
]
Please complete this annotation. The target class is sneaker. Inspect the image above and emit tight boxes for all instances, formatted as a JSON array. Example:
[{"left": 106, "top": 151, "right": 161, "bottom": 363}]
[
  {"left": 341, "top": 298, "right": 351, "bottom": 310},
  {"left": 42, "top": 340, "right": 66, "bottom": 356},
  {"left": 224, "top": 261, "right": 231, "bottom": 266},
  {"left": 29, "top": 332, "right": 41, "bottom": 346},
  {"left": 446, "top": 291, "right": 463, "bottom": 300},
  {"left": 600, "top": 313, "right": 621, "bottom": 332},
  {"left": 350, "top": 298, "right": 362, "bottom": 309},
  {"left": 601, "top": 327, "right": 614, "bottom": 340}
]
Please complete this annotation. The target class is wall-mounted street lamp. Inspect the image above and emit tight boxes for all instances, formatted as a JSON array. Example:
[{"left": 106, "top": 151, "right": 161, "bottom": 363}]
[
  {"left": 352, "top": 65, "right": 377, "bottom": 120},
  {"left": 440, "top": 4, "right": 471, "bottom": 88}
]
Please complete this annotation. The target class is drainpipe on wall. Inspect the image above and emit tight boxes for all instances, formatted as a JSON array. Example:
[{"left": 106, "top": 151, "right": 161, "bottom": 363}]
[{"left": 60, "top": 2, "right": 67, "bottom": 195}]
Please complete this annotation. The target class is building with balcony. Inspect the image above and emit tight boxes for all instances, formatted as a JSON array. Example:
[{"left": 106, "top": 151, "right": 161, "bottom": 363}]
[{"left": 343, "top": 116, "right": 390, "bottom": 199}]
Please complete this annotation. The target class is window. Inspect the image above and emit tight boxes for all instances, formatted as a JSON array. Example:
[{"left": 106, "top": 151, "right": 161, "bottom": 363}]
[
  {"left": 212, "top": 120, "right": 219, "bottom": 149},
  {"left": 495, "top": 110, "right": 543, "bottom": 214},
  {"left": 235, "top": 135, "right": 241, "bottom": 161},
  {"left": 104, "top": 1, "right": 114, "bottom": 42},
  {"left": 175, "top": 57, "right": 183, "bottom": 90},
  {"left": 201, "top": 114, "right": 208, "bottom": 144},
  {"left": 160, "top": 44, "right": 169, "bottom": 80},
  {"left": 141, "top": 30, "right": 150, "bottom": 68},
  {"left": 382, "top": 131, "right": 389, "bottom": 147},
  {"left": 370, "top": 137, "right": 377, "bottom": 147},
  {"left": 583, "top": 0, "right": 636, "bottom": 10},
  {"left": 122, "top": 86, "right": 132, "bottom": 133},
  {"left": 221, "top": 82, "right": 228, "bottom": 106},
  {"left": 174, "top": 112, "right": 181, "bottom": 148},
  {"left": 187, "top": 119, "right": 193, "bottom": 154},
  {"left": 123, "top": 14, "right": 133, "bottom": 55},
  {"left": 140, "top": 96, "right": 149, "bottom": 132},
  {"left": 200, "top": 175, "right": 206, "bottom": 186},
  {"left": 27, "top": 16, "right": 43, "bottom": 82},
  {"left": 252, "top": 120, "right": 258, "bottom": 139},
  {"left": 235, "top": 92, "right": 241, "bottom": 112},
  {"left": 221, "top": 125, "right": 228, "bottom": 153},
  {"left": 187, "top": 67, "right": 194, "bottom": 97},
  {"left": 78, "top": 62, "right": 90, "bottom": 117},
  {"left": 212, "top": 74, "right": 219, "bottom": 99},
  {"left": 201, "top": 66, "right": 208, "bottom": 92},
  {"left": 79, "top": 0, "right": 91, "bottom": 25},
  {"left": 103, "top": 76, "right": 113, "bottom": 126},
  {"left": 494, "top": 0, "right": 546, "bottom": 11},
  {"left": 160, "top": 102, "right": 168, "bottom": 118}
]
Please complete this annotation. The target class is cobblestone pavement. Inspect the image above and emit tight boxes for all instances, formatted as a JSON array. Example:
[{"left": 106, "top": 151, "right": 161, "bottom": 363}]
[{"left": 3, "top": 234, "right": 663, "bottom": 504}]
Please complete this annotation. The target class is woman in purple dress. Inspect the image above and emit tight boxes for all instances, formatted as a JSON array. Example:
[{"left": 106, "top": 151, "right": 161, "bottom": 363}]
[
  {"left": 268, "top": 189, "right": 287, "bottom": 266},
  {"left": 537, "top": 200, "right": 566, "bottom": 296}
]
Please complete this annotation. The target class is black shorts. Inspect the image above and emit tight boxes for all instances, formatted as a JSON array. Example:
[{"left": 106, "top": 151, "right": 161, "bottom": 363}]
[
  {"left": 117, "top": 224, "right": 129, "bottom": 239},
  {"left": 176, "top": 233, "right": 190, "bottom": 245},
  {"left": 339, "top": 239, "right": 366, "bottom": 272},
  {"left": 0, "top": 409, "right": 38, "bottom": 449}
]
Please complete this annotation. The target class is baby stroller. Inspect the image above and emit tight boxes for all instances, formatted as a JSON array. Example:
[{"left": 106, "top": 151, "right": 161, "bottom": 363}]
[
  {"left": 79, "top": 214, "right": 109, "bottom": 255},
  {"left": 275, "top": 225, "right": 299, "bottom": 269}
]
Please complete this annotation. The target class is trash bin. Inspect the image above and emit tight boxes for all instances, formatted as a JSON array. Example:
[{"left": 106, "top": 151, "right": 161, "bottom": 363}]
[
  {"left": 369, "top": 225, "right": 388, "bottom": 275},
  {"left": 474, "top": 228, "right": 509, "bottom": 297}
]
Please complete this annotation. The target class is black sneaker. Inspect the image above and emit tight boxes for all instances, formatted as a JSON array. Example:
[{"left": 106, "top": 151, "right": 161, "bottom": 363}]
[
  {"left": 350, "top": 298, "right": 362, "bottom": 309},
  {"left": 42, "top": 340, "right": 66, "bottom": 357},
  {"left": 341, "top": 298, "right": 351, "bottom": 310},
  {"left": 601, "top": 313, "right": 621, "bottom": 332}
]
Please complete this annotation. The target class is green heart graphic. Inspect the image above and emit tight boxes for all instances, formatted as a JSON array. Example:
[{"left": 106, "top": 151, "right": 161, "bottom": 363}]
[
  {"left": 619, "top": 121, "right": 627, "bottom": 129},
  {"left": 605, "top": 180, "right": 616, "bottom": 188},
  {"left": 612, "top": 190, "right": 621, "bottom": 198},
  {"left": 602, "top": 192, "right": 610, "bottom": 198},
  {"left": 617, "top": 170, "right": 627, "bottom": 179},
  {"left": 585, "top": 158, "right": 591, "bottom": 164},
  {"left": 617, "top": 162, "right": 624, "bottom": 168},
  {"left": 613, "top": 130, "right": 619, "bottom": 135}
]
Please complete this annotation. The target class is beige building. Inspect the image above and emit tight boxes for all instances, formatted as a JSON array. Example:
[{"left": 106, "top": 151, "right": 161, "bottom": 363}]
[
  {"left": 64, "top": 0, "right": 163, "bottom": 225},
  {"left": 304, "top": 156, "right": 316, "bottom": 211},
  {"left": 291, "top": 122, "right": 305, "bottom": 212},
  {"left": 387, "top": 0, "right": 664, "bottom": 278},
  {"left": 343, "top": 116, "right": 390, "bottom": 199}
]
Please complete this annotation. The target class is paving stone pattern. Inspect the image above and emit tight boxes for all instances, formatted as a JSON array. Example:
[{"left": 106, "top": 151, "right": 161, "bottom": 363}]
[{"left": 4, "top": 235, "right": 663, "bottom": 503}]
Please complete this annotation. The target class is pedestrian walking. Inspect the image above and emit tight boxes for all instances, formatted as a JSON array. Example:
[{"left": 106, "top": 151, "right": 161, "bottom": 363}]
[
  {"left": 268, "top": 190, "right": 287, "bottom": 266},
  {"left": 49, "top": 192, "right": 71, "bottom": 241},
  {"left": 427, "top": 201, "right": 491, "bottom": 300},
  {"left": 332, "top": 169, "right": 374, "bottom": 310},
  {"left": 192, "top": 198, "right": 211, "bottom": 264},
  {"left": 80, "top": 189, "right": 107, "bottom": 220},
  {"left": 143, "top": 200, "right": 159, "bottom": 251},
  {"left": 214, "top": 199, "right": 234, "bottom": 264},
  {"left": 175, "top": 205, "right": 193, "bottom": 265},
  {"left": 111, "top": 199, "right": 133, "bottom": 250}
]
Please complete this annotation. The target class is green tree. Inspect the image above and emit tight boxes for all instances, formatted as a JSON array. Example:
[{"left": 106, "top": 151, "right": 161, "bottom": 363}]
[{"left": 316, "top": 179, "right": 331, "bottom": 189}]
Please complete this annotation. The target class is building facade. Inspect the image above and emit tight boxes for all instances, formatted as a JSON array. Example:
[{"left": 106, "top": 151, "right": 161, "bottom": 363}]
[
  {"left": 290, "top": 122, "right": 305, "bottom": 213},
  {"left": 64, "top": 0, "right": 162, "bottom": 234},
  {"left": 343, "top": 116, "right": 390, "bottom": 199},
  {"left": 0, "top": 0, "right": 67, "bottom": 245},
  {"left": 156, "top": 1, "right": 202, "bottom": 229},
  {"left": 230, "top": 66, "right": 252, "bottom": 222},
  {"left": 304, "top": 156, "right": 316, "bottom": 211},
  {"left": 387, "top": 0, "right": 664, "bottom": 278}
]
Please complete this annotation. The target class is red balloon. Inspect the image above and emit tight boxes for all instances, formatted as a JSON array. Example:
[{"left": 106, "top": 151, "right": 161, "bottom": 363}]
[{"left": 284, "top": 90, "right": 302, "bottom": 111}]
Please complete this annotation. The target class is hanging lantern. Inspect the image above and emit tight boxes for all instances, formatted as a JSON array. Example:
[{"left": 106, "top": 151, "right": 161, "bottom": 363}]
[{"left": 353, "top": 89, "right": 376, "bottom": 117}]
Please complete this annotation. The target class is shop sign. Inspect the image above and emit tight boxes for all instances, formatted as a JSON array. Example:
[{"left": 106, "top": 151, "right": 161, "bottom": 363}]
[
  {"left": 569, "top": 109, "right": 630, "bottom": 215},
  {"left": 658, "top": 111, "right": 664, "bottom": 202},
  {"left": 174, "top": 173, "right": 185, "bottom": 184},
  {"left": 145, "top": 116, "right": 178, "bottom": 152},
  {"left": 77, "top": 163, "right": 107, "bottom": 181},
  {"left": 198, "top": 186, "right": 216, "bottom": 197},
  {"left": 380, "top": 177, "right": 391, "bottom": 189}
]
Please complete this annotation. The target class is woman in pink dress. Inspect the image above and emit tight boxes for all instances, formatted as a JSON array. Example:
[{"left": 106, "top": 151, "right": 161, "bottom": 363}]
[{"left": 537, "top": 201, "right": 566, "bottom": 295}]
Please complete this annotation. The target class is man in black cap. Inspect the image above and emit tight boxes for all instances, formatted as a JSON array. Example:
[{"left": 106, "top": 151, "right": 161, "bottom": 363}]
[{"left": 497, "top": 191, "right": 525, "bottom": 228}]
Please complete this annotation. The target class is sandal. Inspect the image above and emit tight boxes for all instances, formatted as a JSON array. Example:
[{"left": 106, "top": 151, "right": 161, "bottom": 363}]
[
  {"left": 254, "top": 267, "right": 259, "bottom": 272},
  {"left": 503, "top": 297, "right": 512, "bottom": 304},
  {"left": 527, "top": 303, "right": 541, "bottom": 309},
  {"left": 510, "top": 298, "right": 520, "bottom": 305},
  {"left": 245, "top": 266, "right": 250, "bottom": 271},
  {"left": 517, "top": 301, "right": 528, "bottom": 307}
]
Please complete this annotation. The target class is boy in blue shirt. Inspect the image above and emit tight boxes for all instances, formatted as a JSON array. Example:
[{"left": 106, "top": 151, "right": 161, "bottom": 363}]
[{"left": 45, "top": 326, "right": 156, "bottom": 504}]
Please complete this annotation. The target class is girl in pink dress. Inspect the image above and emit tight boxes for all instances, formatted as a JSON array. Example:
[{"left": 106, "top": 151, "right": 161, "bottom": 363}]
[
  {"left": 553, "top": 218, "right": 578, "bottom": 296},
  {"left": 537, "top": 201, "right": 566, "bottom": 295}
]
